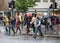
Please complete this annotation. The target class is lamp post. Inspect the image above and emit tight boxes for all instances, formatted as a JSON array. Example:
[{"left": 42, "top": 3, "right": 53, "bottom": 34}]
[
  {"left": 11, "top": 0, "right": 13, "bottom": 16},
  {"left": 9, "top": 0, "right": 15, "bottom": 16},
  {"left": 53, "top": 1, "right": 55, "bottom": 16},
  {"left": 35, "top": 9, "right": 37, "bottom": 14},
  {"left": 11, "top": 0, "right": 15, "bottom": 16}
]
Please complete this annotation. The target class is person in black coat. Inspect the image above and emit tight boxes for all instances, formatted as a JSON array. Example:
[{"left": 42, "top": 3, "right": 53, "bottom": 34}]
[{"left": 9, "top": 16, "right": 15, "bottom": 35}]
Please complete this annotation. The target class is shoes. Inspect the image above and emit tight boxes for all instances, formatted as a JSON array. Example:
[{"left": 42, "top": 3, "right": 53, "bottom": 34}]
[
  {"left": 33, "top": 36, "right": 36, "bottom": 38},
  {"left": 13, "top": 32, "right": 15, "bottom": 35}
]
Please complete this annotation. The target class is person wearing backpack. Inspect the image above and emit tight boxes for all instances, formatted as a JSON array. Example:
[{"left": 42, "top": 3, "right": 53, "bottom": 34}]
[{"left": 33, "top": 15, "right": 44, "bottom": 38}]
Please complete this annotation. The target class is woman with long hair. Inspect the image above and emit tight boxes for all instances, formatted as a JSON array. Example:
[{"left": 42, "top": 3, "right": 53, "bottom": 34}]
[{"left": 16, "top": 14, "right": 21, "bottom": 34}]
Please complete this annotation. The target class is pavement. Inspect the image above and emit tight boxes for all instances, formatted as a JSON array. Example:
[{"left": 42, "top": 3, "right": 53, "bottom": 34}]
[
  {"left": 0, "top": 32, "right": 60, "bottom": 43},
  {"left": 0, "top": 26, "right": 60, "bottom": 43},
  {"left": 0, "top": 25, "right": 60, "bottom": 37}
]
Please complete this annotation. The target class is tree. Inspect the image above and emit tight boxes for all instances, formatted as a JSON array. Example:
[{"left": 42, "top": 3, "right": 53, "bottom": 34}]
[
  {"left": 15, "top": 0, "right": 36, "bottom": 13},
  {"left": 58, "top": 9, "right": 60, "bottom": 14}
]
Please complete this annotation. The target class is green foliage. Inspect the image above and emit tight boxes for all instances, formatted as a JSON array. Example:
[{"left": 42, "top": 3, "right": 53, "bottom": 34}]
[
  {"left": 51, "top": 0, "right": 55, "bottom": 2},
  {"left": 15, "top": 0, "right": 36, "bottom": 13},
  {"left": 27, "top": 0, "right": 36, "bottom": 7},
  {"left": 58, "top": 9, "right": 60, "bottom": 13}
]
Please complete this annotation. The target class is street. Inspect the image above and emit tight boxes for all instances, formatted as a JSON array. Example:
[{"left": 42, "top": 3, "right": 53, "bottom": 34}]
[
  {"left": 0, "top": 33, "right": 60, "bottom": 43},
  {"left": 0, "top": 0, "right": 60, "bottom": 43},
  {"left": 0, "top": 26, "right": 60, "bottom": 43}
]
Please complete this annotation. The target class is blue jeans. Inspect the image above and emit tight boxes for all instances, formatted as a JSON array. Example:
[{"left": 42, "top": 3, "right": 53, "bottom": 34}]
[
  {"left": 6, "top": 26, "right": 8, "bottom": 33},
  {"left": 34, "top": 26, "right": 43, "bottom": 38}
]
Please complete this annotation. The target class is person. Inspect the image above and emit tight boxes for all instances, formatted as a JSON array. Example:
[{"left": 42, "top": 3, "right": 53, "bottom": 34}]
[
  {"left": 4, "top": 15, "right": 9, "bottom": 34},
  {"left": 33, "top": 14, "right": 44, "bottom": 38},
  {"left": 2, "top": 17, "right": 6, "bottom": 32},
  {"left": 9, "top": 16, "right": 15, "bottom": 35},
  {"left": 30, "top": 14, "right": 36, "bottom": 33},
  {"left": 19, "top": 13, "right": 24, "bottom": 30},
  {"left": 16, "top": 15, "right": 21, "bottom": 34},
  {"left": 13, "top": 17, "right": 16, "bottom": 28},
  {"left": 21, "top": 14, "right": 24, "bottom": 30},
  {"left": 44, "top": 18, "right": 49, "bottom": 33},
  {"left": 50, "top": 16, "right": 58, "bottom": 31},
  {"left": 19, "top": 12, "right": 22, "bottom": 29},
  {"left": 24, "top": 14, "right": 32, "bottom": 34},
  {"left": 19, "top": 12, "right": 22, "bottom": 23},
  {"left": 58, "top": 16, "right": 60, "bottom": 24}
]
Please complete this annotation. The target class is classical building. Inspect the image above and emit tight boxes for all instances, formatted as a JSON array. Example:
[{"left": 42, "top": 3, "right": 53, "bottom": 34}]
[
  {"left": 34, "top": 0, "right": 60, "bottom": 8},
  {"left": 28, "top": 0, "right": 60, "bottom": 14},
  {"left": 0, "top": 0, "right": 9, "bottom": 11}
]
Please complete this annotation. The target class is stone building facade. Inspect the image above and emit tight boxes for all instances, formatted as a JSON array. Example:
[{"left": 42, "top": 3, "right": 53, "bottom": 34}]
[{"left": 0, "top": 0, "right": 9, "bottom": 11}]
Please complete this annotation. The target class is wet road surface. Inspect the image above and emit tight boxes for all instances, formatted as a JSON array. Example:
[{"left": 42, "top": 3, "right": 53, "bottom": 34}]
[{"left": 0, "top": 26, "right": 60, "bottom": 43}]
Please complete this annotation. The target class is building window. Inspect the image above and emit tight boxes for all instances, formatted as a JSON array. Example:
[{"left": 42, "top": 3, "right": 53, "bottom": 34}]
[
  {"left": 36, "top": 0, "right": 41, "bottom": 2},
  {"left": 50, "top": 0, "right": 55, "bottom": 2},
  {"left": 43, "top": 0, "right": 48, "bottom": 2}
]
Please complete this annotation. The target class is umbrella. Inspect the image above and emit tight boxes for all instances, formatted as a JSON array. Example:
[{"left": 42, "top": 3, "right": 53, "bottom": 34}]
[{"left": 27, "top": 13, "right": 32, "bottom": 17}]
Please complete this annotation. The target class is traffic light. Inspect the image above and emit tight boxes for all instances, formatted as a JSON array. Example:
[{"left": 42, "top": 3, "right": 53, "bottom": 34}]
[
  {"left": 54, "top": 2, "right": 57, "bottom": 9},
  {"left": 9, "top": 1, "right": 15, "bottom": 8},
  {"left": 9, "top": 2, "right": 11, "bottom": 8},
  {"left": 11, "top": 1, "right": 15, "bottom": 8},
  {"left": 49, "top": 4, "right": 53, "bottom": 9},
  {"left": 49, "top": 2, "right": 57, "bottom": 9}
]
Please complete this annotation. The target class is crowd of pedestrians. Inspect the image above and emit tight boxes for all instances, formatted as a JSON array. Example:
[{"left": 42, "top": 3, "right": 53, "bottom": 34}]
[{"left": 0, "top": 12, "right": 60, "bottom": 38}]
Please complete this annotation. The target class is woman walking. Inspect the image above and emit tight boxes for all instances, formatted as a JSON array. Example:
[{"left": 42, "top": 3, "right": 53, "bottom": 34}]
[{"left": 16, "top": 14, "right": 21, "bottom": 34}]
